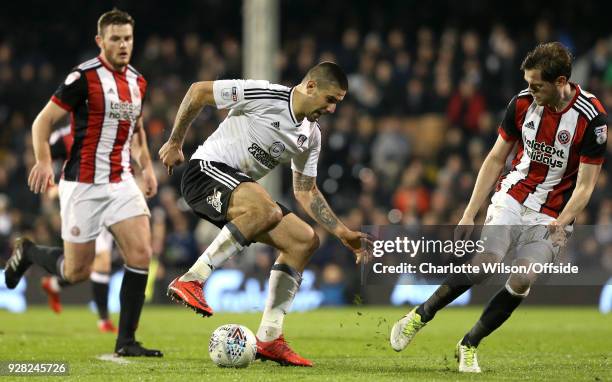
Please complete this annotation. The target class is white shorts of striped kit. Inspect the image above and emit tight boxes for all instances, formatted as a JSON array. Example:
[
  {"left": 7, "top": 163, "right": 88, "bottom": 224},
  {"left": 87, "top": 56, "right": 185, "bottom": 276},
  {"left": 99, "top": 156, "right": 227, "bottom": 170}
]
[
  {"left": 58, "top": 178, "right": 150, "bottom": 243},
  {"left": 479, "top": 192, "right": 570, "bottom": 264}
]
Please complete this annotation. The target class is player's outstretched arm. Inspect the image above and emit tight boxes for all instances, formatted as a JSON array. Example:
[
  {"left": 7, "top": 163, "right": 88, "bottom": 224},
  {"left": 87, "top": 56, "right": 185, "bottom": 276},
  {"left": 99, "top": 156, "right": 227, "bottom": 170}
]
[
  {"left": 29, "top": 101, "right": 68, "bottom": 194},
  {"left": 460, "top": 135, "right": 515, "bottom": 224},
  {"left": 132, "top": 117, "right": 158, "bottom": 198},
  {"left": 293, "top": 171, "right": 372, "bottom": 264},
  {"left": 159, "top": 81, "right": 215, "bottom": 174}
]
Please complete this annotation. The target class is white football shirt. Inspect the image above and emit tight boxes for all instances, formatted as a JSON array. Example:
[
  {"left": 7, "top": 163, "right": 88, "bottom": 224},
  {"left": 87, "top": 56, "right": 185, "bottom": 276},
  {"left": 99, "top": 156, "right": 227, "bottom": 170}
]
[{"left": 190, "top": 79, "right": 321, "bottom": 180}]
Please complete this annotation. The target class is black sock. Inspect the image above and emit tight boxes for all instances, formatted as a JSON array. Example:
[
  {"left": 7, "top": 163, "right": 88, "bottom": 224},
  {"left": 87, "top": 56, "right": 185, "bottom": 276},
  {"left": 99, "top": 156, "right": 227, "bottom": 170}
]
[
  {"left": 91, "top": 272, "right": 110, "bottom": 320},
  {"left": 462, "top": 286, "right": 524, "bottom": 347},
  {"left": 116, "top": 266, "right": 148, "bottom": 349},
  {"left": 417, "top": 272, "right": 473, "bottom": 322},
  {"left": 27, "top": 244, "right": 67, "bottom": 280}
]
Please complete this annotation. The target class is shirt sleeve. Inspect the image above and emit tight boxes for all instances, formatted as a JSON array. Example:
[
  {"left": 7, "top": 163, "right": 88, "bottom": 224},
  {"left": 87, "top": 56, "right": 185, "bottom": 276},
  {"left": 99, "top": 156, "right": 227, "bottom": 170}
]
[
  {"left": 213, "top": 79, "right": 284, "bottom": 112},
  {"left": 51, "top": 70, "right": 87, "bottom": 112},
  {"left": 579, "top": 114, "right": 608, "bottom": 164},
  {"left": 291, "top": 126, "right": 321, "bottom": 177},
  {"left": 498, "top": 96, "right": 521, "bottom": 141}
]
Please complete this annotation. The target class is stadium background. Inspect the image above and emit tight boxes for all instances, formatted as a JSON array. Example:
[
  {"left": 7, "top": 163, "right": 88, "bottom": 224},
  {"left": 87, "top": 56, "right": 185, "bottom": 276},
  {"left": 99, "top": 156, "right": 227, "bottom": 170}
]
[{"left": 0, "top": 0, "right": 610, "bottom": 312}]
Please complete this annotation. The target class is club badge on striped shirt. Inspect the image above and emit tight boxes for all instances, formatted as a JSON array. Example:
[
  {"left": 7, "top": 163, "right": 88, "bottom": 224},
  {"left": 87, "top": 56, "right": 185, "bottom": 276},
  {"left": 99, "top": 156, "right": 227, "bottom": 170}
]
[{"left": 557, "top": 130, "right": 570, "bottom": 145}]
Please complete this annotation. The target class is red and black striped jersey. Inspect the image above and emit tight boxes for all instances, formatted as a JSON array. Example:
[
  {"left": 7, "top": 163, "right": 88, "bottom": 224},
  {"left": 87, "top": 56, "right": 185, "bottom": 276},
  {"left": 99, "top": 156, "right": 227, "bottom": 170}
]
[
  {"left": 496, "top": 83, "right": 608, "bottom": 218},
  {"left": 50, "top": 56, "right": 147, "bottom": 184}
]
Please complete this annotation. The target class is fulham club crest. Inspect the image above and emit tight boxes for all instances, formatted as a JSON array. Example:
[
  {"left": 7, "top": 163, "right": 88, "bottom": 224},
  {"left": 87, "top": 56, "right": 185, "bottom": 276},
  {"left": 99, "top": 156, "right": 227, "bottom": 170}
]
[
  {"left": 297, "top": 134, "right": 307, "bottom": 147},
  {"left": 269, "top": 142, "right": 285, "bottom": 158}
]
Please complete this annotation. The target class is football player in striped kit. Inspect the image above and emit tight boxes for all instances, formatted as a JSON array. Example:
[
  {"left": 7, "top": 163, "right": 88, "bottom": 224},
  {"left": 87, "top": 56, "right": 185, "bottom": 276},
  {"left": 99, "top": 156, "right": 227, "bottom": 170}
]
[
  {"left": 39, "top": 125, "right": 118, "bottom": 334},
  {"left": 4, "top": 9, "right": 161, "bottom": 357},
  {"left": 390, "top": 42, "right": 607, "bottom": 373}
]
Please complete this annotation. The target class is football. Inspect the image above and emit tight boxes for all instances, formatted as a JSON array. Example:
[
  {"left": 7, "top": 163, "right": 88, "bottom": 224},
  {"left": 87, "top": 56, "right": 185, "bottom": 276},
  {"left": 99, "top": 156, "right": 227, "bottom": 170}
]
[{"left": 208, "top": 324, "right": 257, "bottom": 368}]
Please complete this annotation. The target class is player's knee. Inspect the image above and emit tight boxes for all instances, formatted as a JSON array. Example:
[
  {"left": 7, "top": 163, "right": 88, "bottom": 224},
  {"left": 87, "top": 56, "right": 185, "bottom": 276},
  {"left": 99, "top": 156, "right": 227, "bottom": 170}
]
[
  {"left": 508, "top": 258, "right": 534, "bottom": 292},
  {"left": 64, "top": 264, "right": 91, "bottom": 283},
  {"left": 293, "top": 226, "right": 320, "bottom": 258},
  {"left": 92, "top": 261, "right": 111, "bottom": 274},
  {"left": 269, "top": 205, "right": 284, "bottom": 226},
  {"left": 125, "top": 243, "right": 152, "bottom": 268},
  {"left": 507, "top": 269, "right": 532, "bottom": 296},
  {"left": 507, "top": 275, "right": 531, "bottom": 296},
  {"left": 254, "top": 203, "right": 283, "bottom": 231},
  {"left": 303, "top": 227, "right": 320, "bottom": 255}
]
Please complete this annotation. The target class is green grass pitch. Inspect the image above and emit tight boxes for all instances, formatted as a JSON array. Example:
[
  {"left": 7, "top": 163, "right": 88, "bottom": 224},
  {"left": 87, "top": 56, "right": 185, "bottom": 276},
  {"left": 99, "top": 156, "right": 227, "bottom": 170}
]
[{"left": 0, "top": 306, "right": 610, "bottom": 381}]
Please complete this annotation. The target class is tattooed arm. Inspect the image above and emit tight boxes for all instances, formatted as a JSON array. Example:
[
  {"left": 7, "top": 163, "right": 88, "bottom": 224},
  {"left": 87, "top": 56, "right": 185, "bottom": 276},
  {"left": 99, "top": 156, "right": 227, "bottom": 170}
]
[
  {"left": 158, "top": 81, "right": 215, "bottom": 174},
  {"left": 293, "top": 171, "right": 372, "bottom": 263},
  {"left": 293, "top": 170, "right": 345, "bottom": 235}
]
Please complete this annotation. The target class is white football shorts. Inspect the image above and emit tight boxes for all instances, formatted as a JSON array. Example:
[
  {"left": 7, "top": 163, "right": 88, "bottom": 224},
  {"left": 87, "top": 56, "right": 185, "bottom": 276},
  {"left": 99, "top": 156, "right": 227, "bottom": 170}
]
[
  {"left": 479, "top": 192, "right": 566, "bottom": 264},
  {"left": 58, "top": 178, "right": 150, "bottom": 243}
]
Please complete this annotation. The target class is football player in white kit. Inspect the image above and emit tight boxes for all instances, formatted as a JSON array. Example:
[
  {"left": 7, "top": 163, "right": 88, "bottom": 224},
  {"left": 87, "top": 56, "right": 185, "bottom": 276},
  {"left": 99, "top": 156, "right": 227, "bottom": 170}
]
[
  {"left": 390, "top": 42, "right": 607, "bottom": 373},
  {"left": 159, "top": 62, "right": 372, "bottom": 366}
]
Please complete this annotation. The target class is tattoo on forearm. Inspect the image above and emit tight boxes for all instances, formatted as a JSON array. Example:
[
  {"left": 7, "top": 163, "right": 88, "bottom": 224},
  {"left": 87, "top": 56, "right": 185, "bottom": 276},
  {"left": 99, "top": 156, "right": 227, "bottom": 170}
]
[
  {"left": 169, "top": 90, "right": 202, "bottom": 144},
  {"left": 293, "top": 172, "right": 315, "bottom": 191},
  {"left": 310, "top": 192, "right": 338, "bottom": 230}
]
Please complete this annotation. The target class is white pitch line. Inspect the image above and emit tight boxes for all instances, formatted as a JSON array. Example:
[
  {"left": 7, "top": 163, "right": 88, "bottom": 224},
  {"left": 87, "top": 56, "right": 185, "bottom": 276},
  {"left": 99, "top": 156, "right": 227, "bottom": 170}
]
[{"left": 96, "top": 354, "right": 131, "bottom": 364}]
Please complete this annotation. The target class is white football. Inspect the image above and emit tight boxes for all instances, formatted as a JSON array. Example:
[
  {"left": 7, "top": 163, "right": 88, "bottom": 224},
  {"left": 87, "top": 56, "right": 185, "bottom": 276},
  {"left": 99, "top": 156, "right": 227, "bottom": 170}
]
[{"left": 208, "top": 324, "right": 257, "bottom": 368}]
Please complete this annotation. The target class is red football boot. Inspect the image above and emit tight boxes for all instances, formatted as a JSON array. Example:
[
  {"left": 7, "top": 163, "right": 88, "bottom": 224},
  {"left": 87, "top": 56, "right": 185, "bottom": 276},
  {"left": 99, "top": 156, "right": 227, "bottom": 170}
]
[
  {"left": 256, "top": 335, "right": 313, "bottom": 367},
  {"left": 98, "top": 319, "right": 118, "bottom": 334},
  {"left": 41, "top": 276, "right": 62, "bottom": 314},
  {"left": 167, "top": 276, "right": 213, "bottom": 317}
]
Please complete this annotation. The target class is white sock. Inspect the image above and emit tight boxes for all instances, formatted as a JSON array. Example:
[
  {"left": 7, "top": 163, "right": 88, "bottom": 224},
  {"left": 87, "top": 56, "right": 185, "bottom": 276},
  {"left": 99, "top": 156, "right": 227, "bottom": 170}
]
[
  {"left": 90, "top": 271, "right": 110, "bottom": 284},
  {"left": 180, "top": 224, "right": 245, "bottom": 282},
  {"left": 257, "top": 264, "right": 301, "bottom": 342},
  {"left": 49, "top": 276, "right": 61, "bottom": 292}
]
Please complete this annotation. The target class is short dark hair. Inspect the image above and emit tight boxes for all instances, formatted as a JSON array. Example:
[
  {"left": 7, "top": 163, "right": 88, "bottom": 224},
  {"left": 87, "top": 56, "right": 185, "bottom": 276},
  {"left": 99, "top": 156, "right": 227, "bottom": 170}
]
[
  {"left": 97, "top": 8, "right": 135, "bottom": 36},
  {"left": 520, "top": 42, "right": 573, "bottom": 82},
  {"left": 304, "top": 62, "right": 348, "bottom": 91}
]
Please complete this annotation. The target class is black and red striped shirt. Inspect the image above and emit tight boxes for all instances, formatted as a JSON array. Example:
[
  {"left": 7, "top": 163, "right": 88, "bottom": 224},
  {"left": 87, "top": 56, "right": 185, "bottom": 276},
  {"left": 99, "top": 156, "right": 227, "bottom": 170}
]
[
  {"left": 496, "top": 84, "right": 608, "bottom": 218},
  {"left": 50, "top": 56, "right": 147, "bottom": 184}
]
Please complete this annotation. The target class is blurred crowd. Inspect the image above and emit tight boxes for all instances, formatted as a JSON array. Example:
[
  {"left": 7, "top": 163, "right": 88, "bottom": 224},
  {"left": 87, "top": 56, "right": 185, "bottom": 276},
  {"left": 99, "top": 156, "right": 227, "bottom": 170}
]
[{"left": 1, "top": 1, "right": 611, "bottom": 305}]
